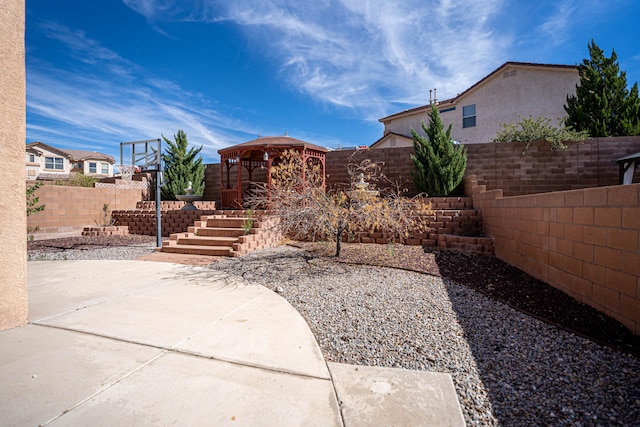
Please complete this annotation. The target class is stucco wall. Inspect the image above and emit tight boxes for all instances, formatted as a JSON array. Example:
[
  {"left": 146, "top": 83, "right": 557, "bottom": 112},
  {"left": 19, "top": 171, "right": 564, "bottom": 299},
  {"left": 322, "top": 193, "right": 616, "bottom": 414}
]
[
  {"left": 382, "top": 64, "right": 579, "bottom": 145},
  {"left": 27, "top": 183, "right": 146, "bottom": 239},
  {"left": 0, "top": 0, "right": 27, "bottom": 330}
]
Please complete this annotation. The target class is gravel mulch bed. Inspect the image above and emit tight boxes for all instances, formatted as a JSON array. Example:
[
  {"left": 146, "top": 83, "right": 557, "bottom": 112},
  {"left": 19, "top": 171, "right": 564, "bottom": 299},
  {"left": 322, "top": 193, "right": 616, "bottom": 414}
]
[
  {"left": 209, "top": 243, "right": 640, "bottom": 427},
  {"left": 297, "top": 242, "right": 640, "bottom": 357},
  {"left": 27, "top": 235, "right": 158, "bottom": 261}
]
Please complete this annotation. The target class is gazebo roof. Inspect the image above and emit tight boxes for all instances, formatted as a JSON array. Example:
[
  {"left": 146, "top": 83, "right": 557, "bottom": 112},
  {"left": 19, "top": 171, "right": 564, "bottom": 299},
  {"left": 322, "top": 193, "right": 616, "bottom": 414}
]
[{"left": 218, "top": 135, "right": 328, "bottom": 155}]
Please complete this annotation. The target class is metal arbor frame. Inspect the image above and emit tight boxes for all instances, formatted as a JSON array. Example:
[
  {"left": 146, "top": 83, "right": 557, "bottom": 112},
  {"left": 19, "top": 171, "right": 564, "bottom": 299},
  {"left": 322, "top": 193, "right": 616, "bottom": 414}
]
[
  {"left": 120, "top": 139, "right": 163, "bottom": 247},
  {"left": 218, "top": 136, "right": 327, "bottom": 208}
]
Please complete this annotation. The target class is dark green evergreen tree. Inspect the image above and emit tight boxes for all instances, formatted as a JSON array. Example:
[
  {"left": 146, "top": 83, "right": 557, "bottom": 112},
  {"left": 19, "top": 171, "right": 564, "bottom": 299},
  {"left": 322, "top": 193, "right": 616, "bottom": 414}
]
[
  {"left": 565, "top": 40, "right": 640, "bottom": 136},
  {"left": 161, "top": 130, "right": 205, "bottom": 200},
  {"left": 411, "top": 106, "right": 467, "bottom": 196}
]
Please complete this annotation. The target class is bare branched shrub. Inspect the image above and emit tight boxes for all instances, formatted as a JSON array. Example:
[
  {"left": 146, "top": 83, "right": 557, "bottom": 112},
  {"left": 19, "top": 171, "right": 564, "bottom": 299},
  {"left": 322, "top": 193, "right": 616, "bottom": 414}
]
[{"left": 245, "top": 150, "right": 432, "bottom": 256}]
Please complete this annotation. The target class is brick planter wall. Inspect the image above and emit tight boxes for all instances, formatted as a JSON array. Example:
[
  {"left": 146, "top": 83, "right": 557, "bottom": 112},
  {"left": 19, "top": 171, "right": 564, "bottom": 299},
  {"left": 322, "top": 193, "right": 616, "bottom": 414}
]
[
  {"left": 81, "top": 226, "right": 129, "bottom": 236},
  {"left": 112, "top": 208, "right": 218, "bottom": 237}
]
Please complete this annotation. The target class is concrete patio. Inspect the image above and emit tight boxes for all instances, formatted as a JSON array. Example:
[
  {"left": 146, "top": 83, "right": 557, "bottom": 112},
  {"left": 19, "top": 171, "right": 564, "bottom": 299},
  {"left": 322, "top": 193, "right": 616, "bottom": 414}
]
[{"left": 0, "top": 259, "right": 465, "bottom": 426}]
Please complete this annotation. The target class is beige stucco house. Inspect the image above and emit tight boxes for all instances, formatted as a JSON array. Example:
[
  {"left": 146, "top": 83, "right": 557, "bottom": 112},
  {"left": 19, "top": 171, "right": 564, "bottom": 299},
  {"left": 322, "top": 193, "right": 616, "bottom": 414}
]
[
  {"left": 373, "top": 62, "right": 579, "bottom": 148},
  {"left": 2, "top": 0, "right": 27, "bottom": 331},
  {"left": 26, "top": 142, "right": 115, "bottom": 180}
]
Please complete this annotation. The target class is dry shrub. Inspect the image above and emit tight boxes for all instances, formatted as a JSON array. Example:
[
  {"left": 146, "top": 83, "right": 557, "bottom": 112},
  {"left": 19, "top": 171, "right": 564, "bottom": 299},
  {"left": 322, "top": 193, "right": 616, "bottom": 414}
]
[{"left": 245, "top": 150, "right": 431, "bottom": 256}]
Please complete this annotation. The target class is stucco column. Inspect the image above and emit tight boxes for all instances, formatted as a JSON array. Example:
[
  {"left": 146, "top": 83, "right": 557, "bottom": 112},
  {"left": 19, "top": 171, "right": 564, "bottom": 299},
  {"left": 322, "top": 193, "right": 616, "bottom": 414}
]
[{"left": 0, "top": 0, "right": 27, "bottom": 330}]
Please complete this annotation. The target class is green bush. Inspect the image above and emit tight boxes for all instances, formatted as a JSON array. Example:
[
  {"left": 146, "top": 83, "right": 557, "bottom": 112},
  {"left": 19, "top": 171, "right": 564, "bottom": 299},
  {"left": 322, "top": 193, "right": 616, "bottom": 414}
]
[
  {"left": 52, "top": 174, "right": 99, "bottom": 187},
  {"left": 411, "top": 106, "right": 467, "bottom": 197},
  {"left": 493, "top": 116, "right": 589, "bottom": 154}
]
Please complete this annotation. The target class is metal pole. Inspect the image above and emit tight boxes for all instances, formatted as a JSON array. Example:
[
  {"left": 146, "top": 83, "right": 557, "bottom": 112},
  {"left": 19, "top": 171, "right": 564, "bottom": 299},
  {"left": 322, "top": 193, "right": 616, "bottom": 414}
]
[
  {"left": 155, "top": 138, "right": 162, "bottom": 248},
  {"left": 156, "top": 168, "right": 162, "bottom": 248}
]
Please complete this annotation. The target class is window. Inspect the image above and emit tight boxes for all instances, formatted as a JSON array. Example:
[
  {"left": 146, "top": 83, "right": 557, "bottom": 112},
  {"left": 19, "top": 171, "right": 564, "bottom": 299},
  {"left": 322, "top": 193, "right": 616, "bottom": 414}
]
[
  {"left": 89, "top": 162, "right": 97, "bottom": 173},
  {"left": 45, "top": 157, "right": 64, "bottom": 170},
  {"left": 101, "top": 163, "right": 109, "bottom": 174},
  {"left": 27, "top": 153, "right": 35, "bottom": 162},
  {"left": 462, "top": 104, "right": 476, "bottom": 128}
]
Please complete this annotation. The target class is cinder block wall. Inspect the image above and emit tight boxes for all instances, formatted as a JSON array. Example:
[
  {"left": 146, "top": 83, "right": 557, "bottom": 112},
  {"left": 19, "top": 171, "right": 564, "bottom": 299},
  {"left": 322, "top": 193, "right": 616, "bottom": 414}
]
[
  {"left": 321, "top": 137, "right": 640, "bottom": 197},
  {"left": 465, "top": 136, "right": 640, "bottom": 196},
  {"left": 325, "top": 147, "right": 417, "bottom": 195},
  {"left": 27, "top": 183, "right": 145, "bottom": 238},
  {"left": 470, "top": 177, "right": 640, "bottom": 334},
  {"left": 203, "top": 137, "right": 640, "bottom": 203},
  {"left": 203, "top": 163, "right": 220, "bottom": 201}
]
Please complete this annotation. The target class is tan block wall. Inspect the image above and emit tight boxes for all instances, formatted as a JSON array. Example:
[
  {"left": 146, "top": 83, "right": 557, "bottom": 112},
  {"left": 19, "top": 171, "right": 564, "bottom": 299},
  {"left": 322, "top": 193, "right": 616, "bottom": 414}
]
[
  {"left": 321, "top": 137, "right": 640, "bottom": 198},
  {"left": 326, "top": 148, "right": 418, "bottom": 195},
  {"left": 465, "top": 136, "right": 640, "bottom": 196},
  {"left": 203, "top": 163, "right": 221, "bottom": 201},
  {"left": 27, "top": 183, "right": 145, "bottom": 238},
  {"left": 0, "top": 0, "right": 27, "bottom": 331},
  {"left": 471, "top": 178, "right": 640, "bottom": 334}
]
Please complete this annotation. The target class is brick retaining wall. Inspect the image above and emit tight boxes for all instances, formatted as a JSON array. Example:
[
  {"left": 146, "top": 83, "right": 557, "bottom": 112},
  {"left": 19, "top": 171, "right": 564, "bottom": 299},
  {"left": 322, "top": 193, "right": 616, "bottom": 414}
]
[
  {"left": 112, "top": 205, "right": 218, "bottom": 237},
  {"left": 468, "top": 175, "right": 640, "bottom": 335}
]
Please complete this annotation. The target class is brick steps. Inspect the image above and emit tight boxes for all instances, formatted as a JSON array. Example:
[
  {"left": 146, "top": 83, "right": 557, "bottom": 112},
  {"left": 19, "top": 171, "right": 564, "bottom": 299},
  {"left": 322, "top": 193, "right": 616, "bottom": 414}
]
[
  {"left": 160, "top": 244, "right": 233, "bottom": 257},
  {"left": 161, "top": 211, "right": 281, "bottom": 258},
  {"left": 422, "top": 197, "right": 493, "bottom": 255},
  {"left": 175, "top": 235, "right": 238, "bottom": 247},
  {"left": 188, "top": 227, "right": 249, "bottom": 237}
]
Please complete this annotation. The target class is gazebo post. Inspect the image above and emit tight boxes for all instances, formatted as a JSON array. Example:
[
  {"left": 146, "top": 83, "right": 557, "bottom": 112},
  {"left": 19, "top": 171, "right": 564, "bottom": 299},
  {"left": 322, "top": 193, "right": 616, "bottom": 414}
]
[
  {"left": 236, "top": 152, "right": 243, "bottom": 207},
  {"left": 266, "top": 151, "right": 273, "bottom": 204}
]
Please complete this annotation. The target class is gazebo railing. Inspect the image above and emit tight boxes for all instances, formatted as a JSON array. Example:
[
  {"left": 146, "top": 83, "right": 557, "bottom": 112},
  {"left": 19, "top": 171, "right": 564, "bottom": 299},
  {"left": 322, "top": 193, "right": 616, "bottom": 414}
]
[{"left": 221, "top": 188, "right": 238, "bottom": 208}]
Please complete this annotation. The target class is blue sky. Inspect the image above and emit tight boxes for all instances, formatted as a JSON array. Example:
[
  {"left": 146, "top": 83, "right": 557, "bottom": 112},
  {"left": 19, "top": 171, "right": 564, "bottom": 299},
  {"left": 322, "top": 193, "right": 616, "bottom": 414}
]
[{"left": 26, "top": 0, "right": 640, "bottom": 164}]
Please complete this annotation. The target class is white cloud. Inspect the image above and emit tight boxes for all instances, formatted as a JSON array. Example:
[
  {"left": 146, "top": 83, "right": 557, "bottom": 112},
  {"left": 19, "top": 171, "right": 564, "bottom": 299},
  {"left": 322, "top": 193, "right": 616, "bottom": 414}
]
[
  {"left": 122, "top": 0, "right": 509, "bottom": 117},
  {"left": 536, "top": 0, "right": 620, "bottom": 47},
  {"left": 27, "top": 22, "right": 258, "bottom": 162}
]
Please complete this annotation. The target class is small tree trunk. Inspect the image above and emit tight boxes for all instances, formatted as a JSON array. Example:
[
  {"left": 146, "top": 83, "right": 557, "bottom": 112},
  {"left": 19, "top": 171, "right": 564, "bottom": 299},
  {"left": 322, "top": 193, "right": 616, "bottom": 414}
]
[{"left": 335, "top": 221, "right": 346, "bottom": 257}]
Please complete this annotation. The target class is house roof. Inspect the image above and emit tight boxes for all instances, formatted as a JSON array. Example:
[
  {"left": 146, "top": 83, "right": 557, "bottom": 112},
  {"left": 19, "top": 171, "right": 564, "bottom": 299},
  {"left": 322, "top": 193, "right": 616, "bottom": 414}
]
[
  {"left": 26, "top": 142, "right": 71, "bottom": 158},
  {"left": 370, "top": 132, "right": 413, "bottom": 149},
  {"left": 65, "top": 149, "right": 115, "bottom": 163},
  {"left": 379, "top": 62, "right": 577, "bottom": 123},
  {"left": 218, "top": 135, "right": 328, "bottom": 155},
  {"left": 26, "top": 142, "right": 114, "bottom": 163}
]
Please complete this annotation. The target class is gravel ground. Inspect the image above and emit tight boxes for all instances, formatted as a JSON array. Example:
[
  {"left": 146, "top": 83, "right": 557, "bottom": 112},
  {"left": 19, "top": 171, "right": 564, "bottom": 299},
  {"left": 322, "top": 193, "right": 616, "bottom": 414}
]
[
  {"left": 209, "top": 246, "right": 640, "bottom": 427},
  {"left": 28, "top": 239, "right": 640, "bottom": 426},
  {"left": 27, "top": 235, "right": 157, "bottom": 261}
]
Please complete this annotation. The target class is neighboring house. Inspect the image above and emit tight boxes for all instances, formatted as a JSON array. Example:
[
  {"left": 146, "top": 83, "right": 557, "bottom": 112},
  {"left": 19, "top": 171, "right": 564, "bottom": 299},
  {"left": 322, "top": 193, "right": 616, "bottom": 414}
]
[
  {"left": 25, "top": 142, "right": 115, "bottom": 180},
  {"left": 373, "top": 62, "right": 579, "bottom": 148}
]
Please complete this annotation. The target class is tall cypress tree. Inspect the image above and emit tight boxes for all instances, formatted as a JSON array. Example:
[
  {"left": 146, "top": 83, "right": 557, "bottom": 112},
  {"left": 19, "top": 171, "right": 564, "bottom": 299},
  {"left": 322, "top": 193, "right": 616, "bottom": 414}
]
[
  {"left": 411, "top": 106, "right": 467, "bottom": 196},
  {"left": 161, "top": 130, "right": 206, "bottom": 200},
  {"left": 565, "top": 40, "right": 640, "bottom": 136}
]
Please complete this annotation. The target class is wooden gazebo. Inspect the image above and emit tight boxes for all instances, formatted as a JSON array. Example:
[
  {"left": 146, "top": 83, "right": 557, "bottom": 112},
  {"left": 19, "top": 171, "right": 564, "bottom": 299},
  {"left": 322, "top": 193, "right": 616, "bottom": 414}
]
[{"left": 218, "top": 135, "right": 328, "bottom": 208}]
